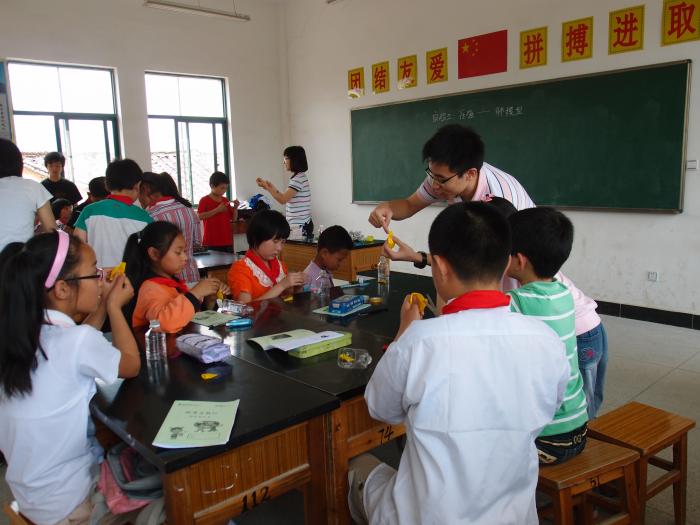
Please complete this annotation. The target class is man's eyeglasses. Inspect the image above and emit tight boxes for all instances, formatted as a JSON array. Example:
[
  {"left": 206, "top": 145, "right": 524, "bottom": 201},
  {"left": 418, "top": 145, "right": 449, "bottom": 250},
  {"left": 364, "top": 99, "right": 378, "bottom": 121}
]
[
  {"left": 425, "top": 167, "right": 460, "bottom": 186},
  {"left": 63, "top": 268, "right": 105, "bottom": 282}
]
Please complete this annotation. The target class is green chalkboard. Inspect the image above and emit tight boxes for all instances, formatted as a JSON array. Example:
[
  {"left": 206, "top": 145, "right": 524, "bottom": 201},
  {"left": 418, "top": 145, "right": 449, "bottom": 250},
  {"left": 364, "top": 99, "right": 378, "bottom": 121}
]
[{"left": 351, "top": 61, "right": 689, "bottom": 211}]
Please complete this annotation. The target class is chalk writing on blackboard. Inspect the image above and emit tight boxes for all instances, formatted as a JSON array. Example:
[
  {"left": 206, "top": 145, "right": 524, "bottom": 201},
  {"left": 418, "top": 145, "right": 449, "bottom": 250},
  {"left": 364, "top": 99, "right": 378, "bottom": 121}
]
[{"left": 432, "top": 106, "right": 524, "bottom": 123}]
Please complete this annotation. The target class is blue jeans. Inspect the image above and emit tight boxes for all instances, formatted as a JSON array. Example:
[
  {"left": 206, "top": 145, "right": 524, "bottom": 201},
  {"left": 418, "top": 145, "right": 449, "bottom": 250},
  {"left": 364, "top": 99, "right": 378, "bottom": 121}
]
[{"left": 577, "top": 322, "right": 608, "bottom": 419}]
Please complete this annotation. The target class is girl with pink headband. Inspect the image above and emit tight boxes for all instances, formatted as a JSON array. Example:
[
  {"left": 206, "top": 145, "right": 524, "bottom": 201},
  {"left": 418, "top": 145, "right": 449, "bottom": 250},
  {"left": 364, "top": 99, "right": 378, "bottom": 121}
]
[{"left": 0, "top": 231, "right": 144, "bottom": 523}]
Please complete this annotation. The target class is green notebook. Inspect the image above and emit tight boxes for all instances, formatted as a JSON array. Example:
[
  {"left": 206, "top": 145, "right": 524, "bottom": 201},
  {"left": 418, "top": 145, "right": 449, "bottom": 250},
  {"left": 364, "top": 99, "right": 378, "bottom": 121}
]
[
  {"left": 249, "top": 330, "right": 352, "bottom": 359},
  {"left": 288, "top": 331, "right": 352, "bottom": 359}
]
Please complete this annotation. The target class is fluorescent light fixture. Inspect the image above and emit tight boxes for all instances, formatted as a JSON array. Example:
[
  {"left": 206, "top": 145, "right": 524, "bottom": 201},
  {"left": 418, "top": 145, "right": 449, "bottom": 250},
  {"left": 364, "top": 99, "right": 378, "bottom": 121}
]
[
  {"left": 326, "top": 0, "right": 342, "bottom": 3},
  {"left": 144, "top": 0, "right": 251, "bottom": 21}
]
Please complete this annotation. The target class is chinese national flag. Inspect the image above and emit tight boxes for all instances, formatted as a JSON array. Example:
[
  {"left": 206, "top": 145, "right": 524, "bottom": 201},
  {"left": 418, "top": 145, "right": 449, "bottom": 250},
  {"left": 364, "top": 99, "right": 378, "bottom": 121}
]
[{"left": 458, "top": 30, "right": 508, "bottom": 79}]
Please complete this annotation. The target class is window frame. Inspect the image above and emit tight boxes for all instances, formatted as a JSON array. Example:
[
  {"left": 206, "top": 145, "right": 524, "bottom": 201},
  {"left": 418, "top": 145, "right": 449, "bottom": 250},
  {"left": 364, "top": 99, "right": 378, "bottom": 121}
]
[
  {"left": 145, "top": 71, "right": 232, "bottom": 202},
  {"left": 8, "top": 61, "right": 122, "bottom": 171}
]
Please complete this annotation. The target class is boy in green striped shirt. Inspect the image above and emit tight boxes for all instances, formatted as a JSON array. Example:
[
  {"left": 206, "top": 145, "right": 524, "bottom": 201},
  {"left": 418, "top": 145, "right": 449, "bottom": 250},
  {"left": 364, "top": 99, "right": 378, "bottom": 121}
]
[{"left": 506, "top": 207, "right": 588, "bottom": 465}]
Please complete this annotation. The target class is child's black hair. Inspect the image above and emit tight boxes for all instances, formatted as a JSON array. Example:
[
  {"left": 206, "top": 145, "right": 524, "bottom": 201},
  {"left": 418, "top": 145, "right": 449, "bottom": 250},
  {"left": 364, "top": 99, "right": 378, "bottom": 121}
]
[
  {"left": 283, "top": 145, "right": 308, "bottom": 174},
  {"left": 140, "top": 171, "right": 160, "bottom": 196},
  {"left": 51, "top": 198, "right": 72, "bottom": 219},
  {"left": 508, "top": 207, "right": 573, "bottom": 279},
  {"left": 88, "top": 176, "right": 109, "bottom": 199},
  {"left": 158, "top": 172, "right": 193, "bottom": 208},
  {"left": 106, "top": 159, "right": 143, "bottom": 192},
  {"left": 246, "top": 210, "right": 290, "bottom": 249},
  {"left": 122, "top": 221, "right": 182, "bottom": 295},
  {"left": 318, "top": 225, "right": 353, "bottom": 253},
  {"left": 422, "top": 125, "right": 484, "bottom": 176},
  {"left": 0, "top": 232, "right": 83, "bottom": 398},
  {"left": 484, "top": 196, "right": 518, "bottom": 218},
  {"left": 428, "top": 202, "right": 510, "bottom": 283},
  {"left": 0, "top": 138, "right": 23, "bottom": 179},
  {"left": 43, "top": 151, "right": 66, "bottom": 167},
  {"left": 209, "top": 171, "right": 229, "bottom": 188}
]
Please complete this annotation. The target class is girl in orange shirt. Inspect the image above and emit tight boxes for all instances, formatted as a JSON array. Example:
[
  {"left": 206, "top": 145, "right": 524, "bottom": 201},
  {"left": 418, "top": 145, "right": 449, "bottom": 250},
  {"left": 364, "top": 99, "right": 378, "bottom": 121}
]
[
  {"left": 228, "top": 210, "right": 304, "bottom": 303},
  {"left": 124, "top": 221, "right": 228, "bottom": 333}
]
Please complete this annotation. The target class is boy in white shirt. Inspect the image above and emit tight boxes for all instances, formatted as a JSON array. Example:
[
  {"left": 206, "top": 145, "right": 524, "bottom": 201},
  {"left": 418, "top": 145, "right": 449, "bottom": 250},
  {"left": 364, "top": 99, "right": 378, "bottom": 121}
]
[{"left": 348, "top": 202, "right": 571, "bottom": 525}]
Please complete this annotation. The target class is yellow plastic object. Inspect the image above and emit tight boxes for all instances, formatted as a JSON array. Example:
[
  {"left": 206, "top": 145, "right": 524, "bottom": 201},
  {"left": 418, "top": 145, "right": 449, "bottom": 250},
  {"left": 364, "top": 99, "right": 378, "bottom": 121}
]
[
  {"left": 109, "top": 262, "right": 126, "bottom": 281},
  {"left": 338, "top": 351, "right": 355, "bottom": 363},
  {"left": 369, "top": 296, "right": 383, "bottom": 305},
  {"left": 409, "top": 292, "right": 427, "bottom": 315},
  {"left": 365, "top": 235, "right": 374, "bottom": 243},
  {"left": 217, "top": 289, "right": 224, "bottom": 300},
  {"left": 282, "top": 295, "right": 294, "bottom": 302},
  {"left": 201, "top": 373, "right": 218, "bottom": 381},
  {"left": 387, "top": 230, "right": 395, "bottom": 249}
]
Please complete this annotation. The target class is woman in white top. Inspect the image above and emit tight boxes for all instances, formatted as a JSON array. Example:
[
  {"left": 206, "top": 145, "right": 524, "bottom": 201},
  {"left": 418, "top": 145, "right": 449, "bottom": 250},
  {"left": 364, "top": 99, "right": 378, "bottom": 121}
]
[
  {"left": 257, "top": 145, "right": 313, "bottom": 235},
  {"left": 0, "top": 139, "right": 56, "bottom": 252}
]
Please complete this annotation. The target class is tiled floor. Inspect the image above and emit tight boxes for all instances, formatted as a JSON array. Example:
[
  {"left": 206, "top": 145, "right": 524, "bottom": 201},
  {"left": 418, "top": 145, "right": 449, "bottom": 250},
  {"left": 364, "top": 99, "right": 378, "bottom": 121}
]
[{"left": 2, "top": 314, "right": 699, "bottom": 524}]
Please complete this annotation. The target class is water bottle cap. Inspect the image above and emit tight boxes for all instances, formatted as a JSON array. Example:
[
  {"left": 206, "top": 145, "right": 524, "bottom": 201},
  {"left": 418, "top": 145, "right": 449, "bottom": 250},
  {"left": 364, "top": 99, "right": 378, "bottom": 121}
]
[{"left": 149, "top": 320, "right": 161, "bottom": 328}]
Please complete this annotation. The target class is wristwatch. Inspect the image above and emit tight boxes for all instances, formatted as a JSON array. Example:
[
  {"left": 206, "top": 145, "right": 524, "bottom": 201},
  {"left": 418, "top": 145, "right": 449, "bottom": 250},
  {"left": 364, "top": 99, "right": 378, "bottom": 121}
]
[{"left": 413, "top": 251, "right": 428, "bottom": 269}]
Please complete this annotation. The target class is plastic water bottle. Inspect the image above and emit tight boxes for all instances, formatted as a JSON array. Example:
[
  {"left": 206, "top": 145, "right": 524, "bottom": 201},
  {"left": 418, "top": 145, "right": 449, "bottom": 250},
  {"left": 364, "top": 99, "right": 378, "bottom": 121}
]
[
  {"left": 145, "top": 320, "right": 167, "bottom": 361},
  {"left": 377, "top": 255, "right": 390, "bottom": 286}
]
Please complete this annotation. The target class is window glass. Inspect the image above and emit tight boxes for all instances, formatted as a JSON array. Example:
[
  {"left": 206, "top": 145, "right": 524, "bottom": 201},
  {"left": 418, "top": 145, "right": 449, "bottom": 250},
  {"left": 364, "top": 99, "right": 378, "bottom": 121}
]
[{"left": 8, "top": 63, "right": 61, "bottom": 112}]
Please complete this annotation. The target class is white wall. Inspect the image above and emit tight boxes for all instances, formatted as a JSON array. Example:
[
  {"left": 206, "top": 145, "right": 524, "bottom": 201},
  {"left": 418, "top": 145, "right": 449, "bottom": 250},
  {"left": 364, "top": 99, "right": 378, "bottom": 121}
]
[
  {"left": 284, "top": 0, "right": 700, "bottom": 314},
  {"left": 0, "top": 0, "right": 288, "bottom": 208}
]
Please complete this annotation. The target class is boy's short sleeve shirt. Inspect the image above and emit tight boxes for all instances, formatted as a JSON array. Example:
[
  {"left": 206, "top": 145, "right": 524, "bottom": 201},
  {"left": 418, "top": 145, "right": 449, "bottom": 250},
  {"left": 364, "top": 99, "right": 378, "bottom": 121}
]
[
  {"left": 507, "top": 281, "right": 588, "bottom": 436},
  {"left": 74, "top": 198, "right": 153, "bottom": 268},
  {"left": 198, "top": 195, "right": 233, "bottom": 247},
  {"left": 41, "top": 178, "right": 83, "bottom": 205}
]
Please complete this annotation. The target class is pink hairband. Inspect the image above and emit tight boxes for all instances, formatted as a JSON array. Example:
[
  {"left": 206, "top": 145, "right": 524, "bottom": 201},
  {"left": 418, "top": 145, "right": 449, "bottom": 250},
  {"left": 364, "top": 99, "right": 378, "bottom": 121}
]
[{"left": 45, "top": 230, "right": 70, "bottom": 288}]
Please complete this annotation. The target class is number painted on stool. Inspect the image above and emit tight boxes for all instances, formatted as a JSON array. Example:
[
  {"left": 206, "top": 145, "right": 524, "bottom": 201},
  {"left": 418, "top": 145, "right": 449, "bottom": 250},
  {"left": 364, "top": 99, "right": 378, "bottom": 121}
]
[
  {"left": 378, "top": 425, "right": 394, "bottom": 443},
  {"left": 242, "top": 486, "right": 271, "bottom": 512}
]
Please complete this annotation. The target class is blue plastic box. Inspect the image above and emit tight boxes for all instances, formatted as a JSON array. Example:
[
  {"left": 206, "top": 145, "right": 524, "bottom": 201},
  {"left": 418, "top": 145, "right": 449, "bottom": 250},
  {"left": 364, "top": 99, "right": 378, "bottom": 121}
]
[{"left": 329, "top": 294, "right": 365, "bottom": 314}]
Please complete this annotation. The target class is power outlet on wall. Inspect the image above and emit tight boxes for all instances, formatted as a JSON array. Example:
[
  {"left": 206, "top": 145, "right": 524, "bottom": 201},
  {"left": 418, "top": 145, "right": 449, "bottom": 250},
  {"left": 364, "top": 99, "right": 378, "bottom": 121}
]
[{"left": 647, "top": 271, "right": 660, "bottom": 282}]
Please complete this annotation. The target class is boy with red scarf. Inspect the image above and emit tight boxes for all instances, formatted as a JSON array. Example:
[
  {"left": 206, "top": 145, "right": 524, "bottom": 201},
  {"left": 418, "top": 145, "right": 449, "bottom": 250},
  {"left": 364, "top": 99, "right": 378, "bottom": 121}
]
[
  {"left": 228, "top": 210, "right": 304, "bottom": 303},
  {"left": 348, "top": 202, "right": 571, "bottom": 525}
]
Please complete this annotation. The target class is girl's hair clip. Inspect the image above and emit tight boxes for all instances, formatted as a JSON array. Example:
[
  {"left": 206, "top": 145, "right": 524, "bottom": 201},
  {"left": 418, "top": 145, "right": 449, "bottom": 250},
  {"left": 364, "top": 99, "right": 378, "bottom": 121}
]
[{"left": 481, "top": 194, "right": 494, "bottom": 203}]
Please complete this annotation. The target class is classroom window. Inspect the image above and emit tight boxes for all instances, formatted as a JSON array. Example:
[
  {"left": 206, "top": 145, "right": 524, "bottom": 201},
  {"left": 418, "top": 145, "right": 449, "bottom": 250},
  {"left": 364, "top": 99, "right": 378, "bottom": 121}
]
[
  {"left": 145, "top": 73, "right": 232, "bottom": 204},
  {"left": 8, "top": 62, "right": 120, "bottom": 196}
]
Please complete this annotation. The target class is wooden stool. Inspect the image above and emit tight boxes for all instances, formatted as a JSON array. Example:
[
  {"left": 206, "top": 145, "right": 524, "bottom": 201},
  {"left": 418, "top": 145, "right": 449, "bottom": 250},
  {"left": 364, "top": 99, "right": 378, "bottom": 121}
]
[
  {"left": 3, "top": 503, "right": 32, "bottom": 525},
  {"left": 538, "top": 438, "right": 640, "bottom": 525},
  {"left": 588, "top": 401, "right": 696, "bottom": 524}
]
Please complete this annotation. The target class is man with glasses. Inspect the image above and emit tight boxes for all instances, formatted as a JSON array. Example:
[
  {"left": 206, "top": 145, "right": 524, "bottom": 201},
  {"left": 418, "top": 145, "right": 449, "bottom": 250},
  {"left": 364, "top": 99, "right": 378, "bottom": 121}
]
[{"left": 368, "top": 124, "right": 534, "bottom": 269}]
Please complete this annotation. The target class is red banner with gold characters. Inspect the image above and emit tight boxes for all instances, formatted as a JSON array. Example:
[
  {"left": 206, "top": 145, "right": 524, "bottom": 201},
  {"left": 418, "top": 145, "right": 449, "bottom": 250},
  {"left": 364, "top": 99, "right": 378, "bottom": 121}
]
[
  {"left": 347, "top": 67, "right": 364, "bottom": 98},
  {"left": 609, "top": 5, "right": 645, "bottom": 53},
  {"left": 520, "top": 27, "right": 547, "bottom": 68},
  {"left": 562, "top": 17, "right": 594, "bottom": 61},
  {"left": 458, "top": 30, "right": 508, "bottom": 79},
  {"left": 372, "top": 61, "right": 390, "bottom": 94},
  {"left": 426, "top": 48, "right": 448, "bottom": 84},
  {"left": 397, "top": 55, "right": 417, "bottom": 90},
  {"left": 662, "top": 0, "right": 700, "bottom": 45}
]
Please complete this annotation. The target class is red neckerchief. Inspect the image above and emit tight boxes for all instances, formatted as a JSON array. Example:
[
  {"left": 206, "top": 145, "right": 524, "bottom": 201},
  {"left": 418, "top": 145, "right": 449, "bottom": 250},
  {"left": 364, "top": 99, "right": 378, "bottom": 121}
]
[
  {"left": 107, "top": 194, "right": 134, "bottom": 206},
  {"left": 441, "top": 290, "right": 510, "bottom": 315},
  {"left": 148, "top": 276, "right": 189, "bottom": 294},
  {"left": 245, "top": 249, "right": 281, "bottom": 283},
  {"left": 148, "top": 196, "right": 173, "bottom": 209}
]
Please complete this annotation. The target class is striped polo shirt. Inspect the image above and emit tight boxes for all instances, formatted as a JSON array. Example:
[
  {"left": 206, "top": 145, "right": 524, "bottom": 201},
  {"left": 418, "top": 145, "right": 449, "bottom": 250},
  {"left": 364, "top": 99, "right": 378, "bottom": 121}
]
[
  {"left": 149, "top": 198, "right": 202, "bottom": 284},
  {"left": 74, "top": 197, "right": 153, "bottom": 268},
  {"left": 416, "top": 162, "right": 535, "bottom": 211},
  {"left": 287, "top": 172, "right": 311, "bottom": 227},
  {"left": 507, "top": 280, "right": 588, "bottom": 436}
]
